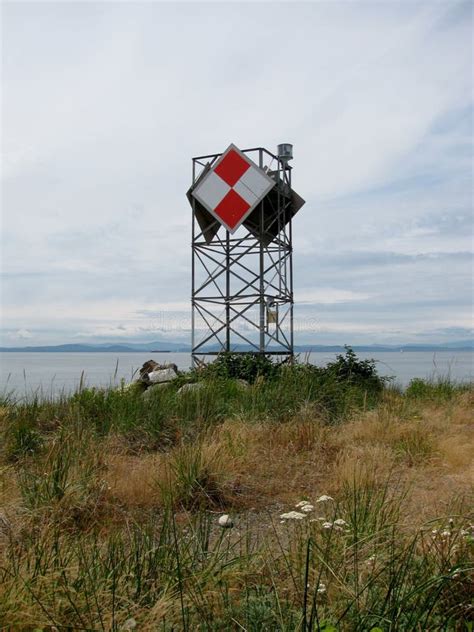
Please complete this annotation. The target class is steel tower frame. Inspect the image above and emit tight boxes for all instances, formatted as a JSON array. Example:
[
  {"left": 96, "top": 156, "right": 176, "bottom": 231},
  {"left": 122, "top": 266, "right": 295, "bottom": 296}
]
[{"left": 191, "top": 147, "right": 294, "bottom": 365}]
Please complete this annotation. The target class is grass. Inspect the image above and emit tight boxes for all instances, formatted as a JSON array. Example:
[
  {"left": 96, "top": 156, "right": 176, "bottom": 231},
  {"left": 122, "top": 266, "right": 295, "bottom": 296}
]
[{"left": 0, "top": 356, "right": 472, "bottom": 630}]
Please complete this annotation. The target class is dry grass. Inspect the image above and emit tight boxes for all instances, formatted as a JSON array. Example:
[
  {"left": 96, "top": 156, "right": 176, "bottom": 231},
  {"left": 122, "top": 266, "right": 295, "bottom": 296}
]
[
  {"left": 0, "top": 388, "right": 472, "bottom": 524},
  {"left": 82, "top": 388, "right": 474, "bottom": 524},
  {"left": 0, "top": 385, "right": 472, "bottom": 628}
]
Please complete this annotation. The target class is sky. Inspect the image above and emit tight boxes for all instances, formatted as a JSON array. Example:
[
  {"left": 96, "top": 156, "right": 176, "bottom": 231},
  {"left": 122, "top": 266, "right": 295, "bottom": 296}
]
[{"left": 1, "top": 1, "right": 473, "bottom": 347}]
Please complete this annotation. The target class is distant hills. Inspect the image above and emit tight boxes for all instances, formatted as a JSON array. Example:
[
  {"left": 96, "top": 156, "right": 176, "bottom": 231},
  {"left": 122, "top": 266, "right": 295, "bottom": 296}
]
[
  {"left": 0, "top": 342, "right": 191, "bottom": 353},
  {"left": 0, "top": 340, "right": 472, "bottom": 352}
]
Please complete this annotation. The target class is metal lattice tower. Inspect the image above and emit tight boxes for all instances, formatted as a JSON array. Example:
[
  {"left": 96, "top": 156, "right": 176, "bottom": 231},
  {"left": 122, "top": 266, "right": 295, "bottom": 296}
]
[{"left": 187, "top": 145, "right": 304, "bottom": 365}]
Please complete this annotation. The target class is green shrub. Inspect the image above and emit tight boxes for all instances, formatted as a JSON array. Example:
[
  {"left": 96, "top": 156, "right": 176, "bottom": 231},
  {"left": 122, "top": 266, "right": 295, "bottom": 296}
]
[
  {"left": 326, "top": 346, "right": 388, "bottom": 393},
  {"left": 405, "top": 377, "right": 466, "bottom": 401},
  {"left": 195, "top": 352, "right": 279, "bottom": 383}
]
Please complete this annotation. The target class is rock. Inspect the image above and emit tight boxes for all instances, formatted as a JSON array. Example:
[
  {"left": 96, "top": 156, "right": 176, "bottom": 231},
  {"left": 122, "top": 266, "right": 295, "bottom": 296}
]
[
  {"left": 139, "top": 360, "right": 160, "bottom": 379},
  {"left": 142, "top": 382, "right": 171, "bottom": 400},
  {"left": 218, "top": 514, "right": 234, "bottom": 528},
  {"left": 147, "top": 367, "right": 177, "bottom": 384},
  {"left": 122, "top": 381, "right": 144, "bottom": 393},
  {"left": 177, "top": 382, "right": 204, "bottom": 395},
  {"left": 161, "top": 362, "right": 178, "bottom": 373},
  {"left": 138, "top": 360, "right": 179, "bottom": 385}
]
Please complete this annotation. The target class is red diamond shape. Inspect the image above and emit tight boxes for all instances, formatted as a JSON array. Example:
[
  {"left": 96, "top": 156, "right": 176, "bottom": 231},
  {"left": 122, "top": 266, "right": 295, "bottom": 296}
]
[
  {"left": 214, "top": 149, "right": 250, "bottom": 187},
  {"left": 214, "top": 189, "right": 250, "bottom": 230}
]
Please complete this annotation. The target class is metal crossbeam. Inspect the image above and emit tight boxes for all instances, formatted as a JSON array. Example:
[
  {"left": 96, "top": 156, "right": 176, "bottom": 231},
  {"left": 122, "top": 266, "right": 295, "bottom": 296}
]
[{"left": 191, "top": 147, "right": 295, "bottom": 364}]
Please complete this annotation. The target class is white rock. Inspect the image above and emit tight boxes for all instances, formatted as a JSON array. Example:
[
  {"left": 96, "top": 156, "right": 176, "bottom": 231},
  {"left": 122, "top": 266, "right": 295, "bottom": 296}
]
[
  {"left": 218, "top": 514, "right": 233, "bottom": 528},
  {"left": 148, "top": 368, "right": 177, "bottom": 384}
]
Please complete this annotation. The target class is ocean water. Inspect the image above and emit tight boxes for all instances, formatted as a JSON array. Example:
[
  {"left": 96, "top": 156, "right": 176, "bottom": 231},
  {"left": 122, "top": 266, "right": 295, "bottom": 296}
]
[{"left": 0, "top": 350, "right": 472, "bottom": 399}]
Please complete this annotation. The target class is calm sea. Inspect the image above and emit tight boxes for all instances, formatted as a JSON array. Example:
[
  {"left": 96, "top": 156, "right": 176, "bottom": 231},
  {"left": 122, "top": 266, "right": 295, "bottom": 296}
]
[
  {"left": 0, "top": 351, "right": 474, "bottom": 397},
  {"left": 0, "top": 351, "right": 472, "bottom": 399}
]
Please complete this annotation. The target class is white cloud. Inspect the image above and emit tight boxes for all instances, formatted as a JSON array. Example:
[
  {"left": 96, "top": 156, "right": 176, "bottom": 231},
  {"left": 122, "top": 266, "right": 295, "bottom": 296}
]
[
  {"left": 297, "top": 289, "right": 371, "bottom": 305},
  {"left": 7, "top": 329, "right": 33, "bottom": 340},
  {"left": 1, "top": 2, "right": 472, "bottom": 346}
]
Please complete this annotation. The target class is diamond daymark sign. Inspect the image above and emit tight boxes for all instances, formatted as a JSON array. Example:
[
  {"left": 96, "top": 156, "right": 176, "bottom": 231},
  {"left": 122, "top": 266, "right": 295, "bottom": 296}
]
[{"left": 191, "top": 143, "right": 275, "bottom": 233}]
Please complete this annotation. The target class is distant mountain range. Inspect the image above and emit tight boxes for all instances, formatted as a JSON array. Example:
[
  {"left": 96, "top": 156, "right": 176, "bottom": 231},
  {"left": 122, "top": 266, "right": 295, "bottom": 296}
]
[
  {"left": 0, "top": 340, "right": 472, "bottom": 352},
  {"left": 0, "top": 341, "right": 190, "bottom": 353}
]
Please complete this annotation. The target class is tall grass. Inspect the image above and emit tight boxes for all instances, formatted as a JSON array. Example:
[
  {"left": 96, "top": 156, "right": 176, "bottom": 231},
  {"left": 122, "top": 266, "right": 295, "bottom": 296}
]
[
  {"left": 1, "top": 478, "right": 471, "bottom": 629},
  {"left": 0, "top": 361, "right": 472, "bottom": 629},
  {"left": 2, "top": 360, "right": 387, "bottom": 458}
]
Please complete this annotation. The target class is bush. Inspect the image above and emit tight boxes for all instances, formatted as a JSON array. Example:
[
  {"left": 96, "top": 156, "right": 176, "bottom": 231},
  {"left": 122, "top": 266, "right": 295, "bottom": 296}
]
[
  {"left": 405, "top": 377, "right": 465, "bottom": 401},
  {"left": 195, "top": 352, "right": 280, "bottom": 383},
  {"left": 326, "top": 346, "right": 388, "bottom": 393}
]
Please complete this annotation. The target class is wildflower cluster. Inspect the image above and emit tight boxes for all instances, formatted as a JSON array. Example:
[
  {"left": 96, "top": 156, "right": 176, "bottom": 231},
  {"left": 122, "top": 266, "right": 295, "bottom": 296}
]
[
  {"left": 419, "top": 517, "right": 474, "bottom": 582},
  {"left": 428, "top": 518, "right": 474, "bottom": 546},
  {"left": 280, "top": 495, "right": 350, "bottom": 534}
]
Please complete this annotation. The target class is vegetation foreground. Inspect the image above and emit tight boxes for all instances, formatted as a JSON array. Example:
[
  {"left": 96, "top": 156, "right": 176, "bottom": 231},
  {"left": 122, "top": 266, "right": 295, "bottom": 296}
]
[{"left": 0, "top": 351, "right": 473, "bottom": 631}]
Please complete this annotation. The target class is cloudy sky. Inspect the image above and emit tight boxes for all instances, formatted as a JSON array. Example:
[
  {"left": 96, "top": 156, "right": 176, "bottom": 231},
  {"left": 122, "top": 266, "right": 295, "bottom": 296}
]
[{"left": 1, "top": 1, "right": 472, "bottom": 347}]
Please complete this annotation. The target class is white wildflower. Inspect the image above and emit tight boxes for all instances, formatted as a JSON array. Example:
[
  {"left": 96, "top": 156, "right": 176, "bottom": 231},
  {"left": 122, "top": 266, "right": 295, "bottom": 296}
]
[
  {"left": 122, "top": 619, "right": 137, "bottom": 631},
  {"left": 316, "top": 495, "right": 334, "bottom": 503},
  {"left": 295, "top": 500, "right": 311, "bottom": 508},
  {"left": 367, "top": 555, "right": 376, "bottom": 568},
  {"left": 441, "top": 530, "right": 451, "bottom": 538},
  {"left": 333, "top": 518, "right": 347, "bottom": 527},
  {"left": 280, "top": 511, "right": 306, "bottom": 520},
  {"left": 322, "top": 521, "right": 333, "bottom": 530},
  {"left": 301, "top": 504, "right": 314, "bottom": 513},
  {"left": 317, "top": 582, "right": 326, "bottom": 594}
]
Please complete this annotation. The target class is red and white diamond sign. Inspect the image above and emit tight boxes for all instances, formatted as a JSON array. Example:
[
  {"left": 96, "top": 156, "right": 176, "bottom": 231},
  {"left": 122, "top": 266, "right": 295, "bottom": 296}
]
[{"left": 191, "top": 143, "right": 275, "bottom": 233}]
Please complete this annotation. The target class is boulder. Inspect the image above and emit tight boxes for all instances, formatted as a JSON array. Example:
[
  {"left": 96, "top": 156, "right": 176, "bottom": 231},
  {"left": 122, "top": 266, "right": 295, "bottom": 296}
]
[
  {"left": 177, "top": 382, "right": 204, "bottom": 395},
  {"left": 162, "top": 362, "right": 178, "bottom": 373},
  {"left": 122, "top": 381, "right": 144, "bottom": 393},
  {"left": 138, "top": 360, "right": 179, "bottom": 385},
  {"left": 139, "top": 360, "right": 160, "bottom": 379},
  {"left": 147, "top": 367, "right": 178, "bottom": 384},
  {"left": 142, "top": 382, "right": 171, "bottom": 400}
]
